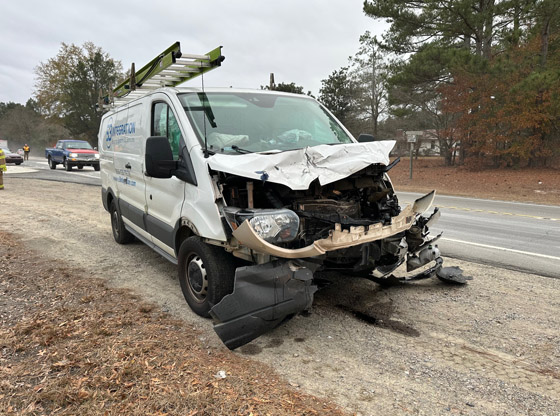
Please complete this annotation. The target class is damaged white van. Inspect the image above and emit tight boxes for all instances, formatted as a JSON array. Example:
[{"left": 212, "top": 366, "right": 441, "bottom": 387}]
[{"left": 99, "top": 47, "right": 466, "bottom": 349}]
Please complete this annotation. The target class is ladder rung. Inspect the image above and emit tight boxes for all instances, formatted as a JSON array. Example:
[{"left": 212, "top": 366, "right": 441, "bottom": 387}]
[
  {"left": 178, "top": 53, "right": 210, "bottom": 60},
  {"left": 158, "top": 69, "right": 194, "bottom": 76},
  {"left": 171, "top": 61, "right": 211, "bottom": 68},
  {"left": 133, "top": 84, "right": 161, "bottom": 89},
  {"left": 151, "top": 75, "right": 184, "bottom": 82},
  {"left": 167, "top": 64, "right": 202, "bottom": 73}
]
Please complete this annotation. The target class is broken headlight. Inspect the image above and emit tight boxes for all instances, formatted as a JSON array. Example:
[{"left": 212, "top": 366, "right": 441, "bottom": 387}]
[{"left": 224, "top": 208, "right": 300, "bottom": 244}]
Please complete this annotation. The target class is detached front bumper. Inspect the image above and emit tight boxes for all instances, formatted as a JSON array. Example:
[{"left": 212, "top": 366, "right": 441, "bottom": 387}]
[{"left": 210, "top": 260, "right": 317, "bottom": 350}]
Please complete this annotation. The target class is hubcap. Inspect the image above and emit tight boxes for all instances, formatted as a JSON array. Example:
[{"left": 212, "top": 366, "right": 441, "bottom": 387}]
[{"left": 187, "top": 255, "right": 208, "bottom": 300}]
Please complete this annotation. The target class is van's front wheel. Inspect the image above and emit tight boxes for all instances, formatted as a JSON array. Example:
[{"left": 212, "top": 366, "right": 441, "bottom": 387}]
[{"left": 178, "top": 236, "right": 235, "bottom": 318}]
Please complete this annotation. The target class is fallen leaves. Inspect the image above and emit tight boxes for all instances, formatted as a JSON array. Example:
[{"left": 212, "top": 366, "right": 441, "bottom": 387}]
[
  {"left": 0, "top": 231, "right": 349, "bottom": 416},
  {"left": 390, "top": 157, "right": 560, "bottom": 205}
]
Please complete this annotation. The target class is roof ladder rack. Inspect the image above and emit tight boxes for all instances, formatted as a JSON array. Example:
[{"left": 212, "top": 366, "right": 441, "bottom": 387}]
[{"left": 103, "top": 42, "right": 224, "bottom": 108}]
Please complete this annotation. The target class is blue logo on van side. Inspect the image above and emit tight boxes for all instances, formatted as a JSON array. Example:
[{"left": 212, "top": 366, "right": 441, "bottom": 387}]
[
  {"left": 105, "top": 117, "right": 113, "bottom": 149},
  {"left": 105, "top": 117, "right": 135, "bottom": 150}
]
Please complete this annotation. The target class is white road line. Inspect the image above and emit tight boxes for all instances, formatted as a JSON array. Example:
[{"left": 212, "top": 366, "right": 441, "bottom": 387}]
[
  {"left": 442, "top": 237, "right": 560, "bottom": 261},
  {"left": 5, "top": 167, "right": 38, "bottom": 174},
  {"left": 72, "top": 171, "right": 100, "bottom": 178},
  {"left": 398, "top": 191, "right": 559, "bottom": 208},
  {"left": 399, "top": 200, "right": 560, "bottom": 221}
]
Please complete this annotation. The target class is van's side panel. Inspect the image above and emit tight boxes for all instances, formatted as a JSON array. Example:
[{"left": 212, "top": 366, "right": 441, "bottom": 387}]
[
  {"left": 105, "top": 102, "right": 153, "bottom": 242},
  {"left": 101, "top": 89, "right": 230, "bottom": 255},
  {"left": 144, "top": 94, "right": 188, "bottom": 256},
  {"left": 168, "top": 94, "right": 228, "bottom": 242}
]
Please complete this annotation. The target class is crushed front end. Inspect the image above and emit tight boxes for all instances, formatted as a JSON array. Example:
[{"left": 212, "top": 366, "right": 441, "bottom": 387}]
[{"left": 209, "top": 156, "right": 467, "bottom": 349}]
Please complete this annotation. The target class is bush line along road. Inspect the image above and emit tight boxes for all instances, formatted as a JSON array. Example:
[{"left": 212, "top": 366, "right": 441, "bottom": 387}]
[{"left": 2, "top": 161, "right": 560, "bottom": 415}]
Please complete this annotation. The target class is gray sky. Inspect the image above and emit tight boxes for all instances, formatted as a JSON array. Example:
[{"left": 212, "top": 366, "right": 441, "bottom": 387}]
[{"left": 0, "top": 0, "right": 387, "bottom": 104}]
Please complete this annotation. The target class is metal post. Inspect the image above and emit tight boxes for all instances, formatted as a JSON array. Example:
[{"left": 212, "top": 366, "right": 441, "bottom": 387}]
[{"left": 409, "top": 142, "right": 413, "bottom": 179}]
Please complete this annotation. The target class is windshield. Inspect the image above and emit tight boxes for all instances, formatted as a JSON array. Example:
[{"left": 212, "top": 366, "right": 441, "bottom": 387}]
[
  {"left": 64, "top": 141, "right": 93, "bottom": 150},
  {"left": 179, "top": 92, "right": 354, "bottom": 154}
]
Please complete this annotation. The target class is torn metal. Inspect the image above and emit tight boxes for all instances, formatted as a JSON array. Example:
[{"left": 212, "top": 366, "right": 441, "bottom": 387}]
[
  {"left": 208, "top": 141, "right": 396, "bottom": 190},
  {"left": 209, "top": 148, "right": 469, "bottom": 349}
]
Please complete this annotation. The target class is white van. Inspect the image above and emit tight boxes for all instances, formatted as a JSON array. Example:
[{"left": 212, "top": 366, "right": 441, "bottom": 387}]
[{"left": 99, "top": 87, "right": 465, "bottom": 349}]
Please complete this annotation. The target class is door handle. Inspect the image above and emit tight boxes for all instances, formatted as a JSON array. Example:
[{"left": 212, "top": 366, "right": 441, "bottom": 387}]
[{"left": 125, "top": 163, "right": 131, "bottom": 169}]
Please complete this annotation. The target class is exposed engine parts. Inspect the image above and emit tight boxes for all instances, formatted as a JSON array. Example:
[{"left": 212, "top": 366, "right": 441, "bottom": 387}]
[{"left": 210, "top": 163, "right": 468, "bottom": 348}]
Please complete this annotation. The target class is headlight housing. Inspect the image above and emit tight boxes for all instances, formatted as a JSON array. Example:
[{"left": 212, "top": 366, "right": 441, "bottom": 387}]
[
  {"left": 94, "top": 153, "right": 100, "bottom": 159},
  {"left": 69, "top": 152, "right": 78, "bottom": 158},
  {"left": 224, "top": 208, "right": 299, "bottom": 244}
]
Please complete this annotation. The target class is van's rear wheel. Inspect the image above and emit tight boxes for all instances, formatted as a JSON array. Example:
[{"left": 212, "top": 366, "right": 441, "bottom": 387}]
[
  {"left": 178, "top": 236, "right": 235, "bottom": 317},
  {"left": 110, "top": 200, "right": 134, "bottom": 244}
]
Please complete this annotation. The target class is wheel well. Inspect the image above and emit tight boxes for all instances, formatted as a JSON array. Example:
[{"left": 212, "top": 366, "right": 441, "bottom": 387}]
[
  {"left": 104, "top": 188, "right": 116, "bottom": 213},
  {"left": 175, "top": 225, "right": 194, "bottom": 256}
]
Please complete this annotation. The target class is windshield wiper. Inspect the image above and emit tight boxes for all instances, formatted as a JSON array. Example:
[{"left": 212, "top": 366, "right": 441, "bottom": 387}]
[{"left": 221, "top": 145, "right": 252, "bottom": 154}]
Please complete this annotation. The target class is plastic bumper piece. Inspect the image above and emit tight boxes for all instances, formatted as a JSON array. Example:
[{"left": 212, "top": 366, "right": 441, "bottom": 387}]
[
  {"left": 231, "top": 190, "right": 437, "bottom": 259},
  {"left": 210, "top": 261, "right": 317, "bottom": 350}
]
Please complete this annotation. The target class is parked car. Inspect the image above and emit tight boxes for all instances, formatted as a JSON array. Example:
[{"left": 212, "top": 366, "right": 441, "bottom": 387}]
[{"left": 1, "top": 147, "right": 23, "bottom": 165}]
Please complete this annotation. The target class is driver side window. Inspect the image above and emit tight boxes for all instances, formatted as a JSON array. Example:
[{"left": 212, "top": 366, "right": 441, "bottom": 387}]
[{"left": 152, "top": 102, "right": 182, "bottom": 160}]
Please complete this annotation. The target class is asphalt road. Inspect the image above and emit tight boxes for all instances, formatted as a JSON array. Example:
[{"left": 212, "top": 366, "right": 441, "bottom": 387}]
[
  {"left": 6, "top": 157, "right": 559, "bottom": 278},
  {"left": 5, "top": 156, "right": 101, "bottom": 186},
  {"left": 398, "top": 191, "right": 560, "bottom": 278}
]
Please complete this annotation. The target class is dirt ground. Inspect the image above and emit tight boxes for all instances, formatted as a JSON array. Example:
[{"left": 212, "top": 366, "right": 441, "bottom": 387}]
[
  {"left": 389, "top": 157, "right": 559, "bottom": 205},
  {"left": 0, "top": 231, "right": 345, "bottom": 416},
  {"left": 1, "top": 177, "right": 560, "bottom": 415}
]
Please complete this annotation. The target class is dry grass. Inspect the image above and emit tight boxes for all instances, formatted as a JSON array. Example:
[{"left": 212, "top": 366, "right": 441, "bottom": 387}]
[
  {"left": 390, "top": 157, "right": 559, "bottom": 205},
  {"left": 0, "top": 232, "right": 348, "bottom": 416}
]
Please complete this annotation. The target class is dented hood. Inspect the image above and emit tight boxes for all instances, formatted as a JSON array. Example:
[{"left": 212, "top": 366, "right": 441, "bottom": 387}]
[{"left": 207, "top": 141, "right": 396, "bottom": 190}]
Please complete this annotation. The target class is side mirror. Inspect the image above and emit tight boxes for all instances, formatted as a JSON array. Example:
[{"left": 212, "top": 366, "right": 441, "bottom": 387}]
[
  {"left": 357, "top": 134, "right": 377, "bottom": 143},
  {"left": 145, "top": 136, "right": 178, "bottom": 178}
]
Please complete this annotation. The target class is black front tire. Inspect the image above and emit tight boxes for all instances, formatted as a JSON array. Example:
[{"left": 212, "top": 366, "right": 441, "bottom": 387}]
[
  {"left": 64, "top": 159, "right": 72, "bottom": 171},
  {"left": 178, "top": 236, "right": 235, "bottom": 317},
  {"left": 110, "top": 200, "right": 134, "bottom": 244},
  {"left": 48, "top": 157, "right": 56, "bottom": 169},
  {"left": 94, "top": 164, "right": 100, "bottom": 171}
]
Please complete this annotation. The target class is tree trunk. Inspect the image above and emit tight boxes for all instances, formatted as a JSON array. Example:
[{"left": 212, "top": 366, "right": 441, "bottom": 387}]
[
  {"left": 482, "top": 0, "right": 495, "bottom": 60},
  {"left": 540, "top": 17, "right": 551, "bottom": 67}
]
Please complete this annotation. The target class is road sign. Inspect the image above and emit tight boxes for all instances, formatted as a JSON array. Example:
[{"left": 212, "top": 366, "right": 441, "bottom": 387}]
[{"left": 406, "top": 130, "right": 423, "bottom": 143}]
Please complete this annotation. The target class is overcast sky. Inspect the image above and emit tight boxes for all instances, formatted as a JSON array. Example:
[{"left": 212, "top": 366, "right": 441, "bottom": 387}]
[{"left": 0, "top": 1, "right": 388, "bottom": 104}]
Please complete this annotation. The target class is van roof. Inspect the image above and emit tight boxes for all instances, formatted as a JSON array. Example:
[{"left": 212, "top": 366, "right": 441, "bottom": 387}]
[{"left": 107, "top": 86, "right": 314, "bottom": 110}]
